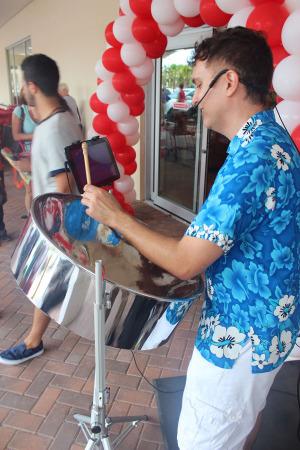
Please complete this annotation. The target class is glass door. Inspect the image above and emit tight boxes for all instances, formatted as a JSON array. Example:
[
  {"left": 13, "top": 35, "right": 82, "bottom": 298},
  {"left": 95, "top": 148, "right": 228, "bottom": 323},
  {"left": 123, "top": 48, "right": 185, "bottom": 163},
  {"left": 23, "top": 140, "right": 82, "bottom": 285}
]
[
  {"left": 151, "top": 27, "right": 212, "bottom": 222},
  {"left": 6, "top": 37, "right": 32, "bottom": 104}
]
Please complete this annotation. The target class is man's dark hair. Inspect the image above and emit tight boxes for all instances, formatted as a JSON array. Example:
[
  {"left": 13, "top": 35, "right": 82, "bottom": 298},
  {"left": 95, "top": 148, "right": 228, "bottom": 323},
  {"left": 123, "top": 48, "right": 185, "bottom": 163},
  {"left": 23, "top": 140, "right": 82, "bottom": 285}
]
[
  {"left": 191, "top": 27, "right": 274, "bottom": 105},
  {"left": 21, "top": 54, "right": 60, "bottom": 97}
]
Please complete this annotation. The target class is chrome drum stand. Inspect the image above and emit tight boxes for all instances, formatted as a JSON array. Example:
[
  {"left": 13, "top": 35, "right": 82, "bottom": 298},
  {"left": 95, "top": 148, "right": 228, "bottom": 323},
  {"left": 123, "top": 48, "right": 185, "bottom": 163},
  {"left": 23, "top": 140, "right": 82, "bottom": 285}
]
[{"left": 74, "top": 261, "right": 148, "bottom": 449}]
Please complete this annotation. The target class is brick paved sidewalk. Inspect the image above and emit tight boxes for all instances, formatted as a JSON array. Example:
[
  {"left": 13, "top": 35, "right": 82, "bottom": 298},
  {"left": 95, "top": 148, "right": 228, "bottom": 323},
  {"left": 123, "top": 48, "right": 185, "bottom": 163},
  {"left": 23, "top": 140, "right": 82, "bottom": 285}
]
[{"left": 0, "top": 169, "right": 201, "bottom": 450}]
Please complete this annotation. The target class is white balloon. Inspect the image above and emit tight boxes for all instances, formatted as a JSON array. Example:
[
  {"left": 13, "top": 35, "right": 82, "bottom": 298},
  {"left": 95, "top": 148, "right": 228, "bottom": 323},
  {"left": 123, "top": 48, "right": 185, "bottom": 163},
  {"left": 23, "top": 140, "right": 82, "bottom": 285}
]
[
  {"left": 151, "top": 0, "right": 180, "bottom": 26},
  {"left": 126, "top": 132, "right": 140, "bottom": 146},
  {"left": 113, "top": 175, "right": 134, "bottom": 194},
  {"left": 124, "top": 189, "right": 137, "bottom": 203},
  {"left": 130, "top": 58, "right": 154, "bottom": 79},
  {"left": 282, "top": 10, "right": 300, "bottom": 56},
  {"left": 119, "top": 0, "right": 135, "bottom": 16},
  {"left": 136, "top": 76, "right": 152, "bottom": 86},
  {"left": 107, "top": 101, "right": 130, "bottom": 122},
  {"left": 95, "top": 60, "right": 113, "bottom": 80},
  {"left": 273, "top": 56, "right": 300, "bottom": 102},
  {"left": 117, "top": 116, "right": 139, "bottom": 135},
  {"left": 216, "top": 0, "right": 251, "bottom": 14},
  {"left": 275, "top": 100, "right": 300, "bottom": 133},
  {"left": 227, "top": 6, "right": 254, "bottom": 28},
  {"left": 159, "top": 18, "right": 185, "bottom": 37},
  {"left": 96, "top": 81, "right": 120, "bottom": 104},
  {"left": 173, "top": 0, "right": 199, "bottom": 17},
  {"left": 113, "top": 15, "right": 135, "bottom": 44},
  {"left": 117, "top": 162, "right": 125, "bottom": 177},
  {"left": 121, "top": 42, "right": 146, "bottom": 67},
  {"left": 284, "top": 0, "right": 300, "bottom": 13}
]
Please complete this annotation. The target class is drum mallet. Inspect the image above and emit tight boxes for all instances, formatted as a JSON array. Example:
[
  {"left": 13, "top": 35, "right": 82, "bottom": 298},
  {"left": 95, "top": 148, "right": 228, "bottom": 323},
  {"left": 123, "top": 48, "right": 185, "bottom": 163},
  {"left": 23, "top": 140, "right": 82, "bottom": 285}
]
[{"left": 82, "top": 141, "right": 91, "bottom": 185}]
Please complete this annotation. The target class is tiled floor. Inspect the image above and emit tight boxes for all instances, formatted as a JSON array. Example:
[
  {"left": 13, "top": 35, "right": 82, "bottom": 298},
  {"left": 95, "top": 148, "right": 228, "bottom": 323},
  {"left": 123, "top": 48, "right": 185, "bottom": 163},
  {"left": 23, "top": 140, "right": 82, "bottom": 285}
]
[{"left": 0, "top": 169, "right": 202, "bottom": 450}]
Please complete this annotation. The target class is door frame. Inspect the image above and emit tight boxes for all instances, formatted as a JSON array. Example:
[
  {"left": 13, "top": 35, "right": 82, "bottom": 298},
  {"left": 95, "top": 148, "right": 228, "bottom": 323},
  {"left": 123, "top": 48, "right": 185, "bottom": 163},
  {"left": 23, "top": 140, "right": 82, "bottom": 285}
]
[{"left": 145, "top": 25, "right": 213, "bottom": 222}]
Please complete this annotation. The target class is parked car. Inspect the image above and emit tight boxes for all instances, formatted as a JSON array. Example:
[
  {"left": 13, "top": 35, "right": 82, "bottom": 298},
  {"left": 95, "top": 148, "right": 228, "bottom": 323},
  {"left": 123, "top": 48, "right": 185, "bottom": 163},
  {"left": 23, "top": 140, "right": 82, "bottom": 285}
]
[{"left": 164, "top": 89, "right": 195, "bottom": 120}]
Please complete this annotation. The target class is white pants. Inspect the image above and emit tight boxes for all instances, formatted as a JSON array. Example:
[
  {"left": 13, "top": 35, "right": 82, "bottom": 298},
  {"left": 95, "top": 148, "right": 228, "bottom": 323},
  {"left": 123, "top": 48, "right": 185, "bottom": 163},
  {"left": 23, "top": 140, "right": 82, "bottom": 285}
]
[{"left": 177, "top": 344, "right": 281, "bottom": 450}]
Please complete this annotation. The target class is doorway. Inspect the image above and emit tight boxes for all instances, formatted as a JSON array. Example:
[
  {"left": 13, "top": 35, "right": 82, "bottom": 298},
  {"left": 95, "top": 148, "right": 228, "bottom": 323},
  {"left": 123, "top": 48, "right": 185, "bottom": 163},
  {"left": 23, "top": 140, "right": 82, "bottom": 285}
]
[{"left": 147, "top": 27, "right": 229, "bottom": 222}]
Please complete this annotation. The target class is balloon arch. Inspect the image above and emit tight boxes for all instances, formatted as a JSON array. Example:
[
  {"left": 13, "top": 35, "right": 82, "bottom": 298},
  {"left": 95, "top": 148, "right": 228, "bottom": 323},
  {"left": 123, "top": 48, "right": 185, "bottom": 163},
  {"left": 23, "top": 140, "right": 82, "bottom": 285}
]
[{"left": 89, "top": 0, "right": 300, "bottom": 213}]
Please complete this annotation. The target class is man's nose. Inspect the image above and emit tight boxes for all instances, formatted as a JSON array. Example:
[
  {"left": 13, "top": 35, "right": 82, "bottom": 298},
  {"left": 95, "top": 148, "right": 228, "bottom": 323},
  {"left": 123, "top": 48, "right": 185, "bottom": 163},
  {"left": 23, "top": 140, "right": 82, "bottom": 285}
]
[{"left": 192, "top": 91, "right": 200, "bottom": 106}]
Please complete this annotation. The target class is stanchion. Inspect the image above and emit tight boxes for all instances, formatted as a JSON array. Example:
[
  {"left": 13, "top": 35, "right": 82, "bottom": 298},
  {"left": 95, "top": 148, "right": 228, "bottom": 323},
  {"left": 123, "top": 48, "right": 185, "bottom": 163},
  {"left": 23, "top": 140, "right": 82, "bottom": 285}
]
[{"left": 74, "top": 260, "right": 148, "bottom": 449}]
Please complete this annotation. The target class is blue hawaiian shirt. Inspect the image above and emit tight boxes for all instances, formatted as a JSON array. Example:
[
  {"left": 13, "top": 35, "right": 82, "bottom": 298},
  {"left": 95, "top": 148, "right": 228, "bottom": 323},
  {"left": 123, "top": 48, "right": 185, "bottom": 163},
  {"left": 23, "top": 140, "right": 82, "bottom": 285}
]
[{"left": 183, "top": 109, "right": 300, "bottom": 373}]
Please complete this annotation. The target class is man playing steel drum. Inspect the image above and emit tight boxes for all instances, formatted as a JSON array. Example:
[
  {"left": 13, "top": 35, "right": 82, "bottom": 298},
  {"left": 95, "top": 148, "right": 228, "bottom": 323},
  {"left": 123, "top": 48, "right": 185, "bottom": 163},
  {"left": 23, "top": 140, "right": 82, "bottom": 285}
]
[{"left": 82, "top": 27, "right": 300, "bottom": 450}]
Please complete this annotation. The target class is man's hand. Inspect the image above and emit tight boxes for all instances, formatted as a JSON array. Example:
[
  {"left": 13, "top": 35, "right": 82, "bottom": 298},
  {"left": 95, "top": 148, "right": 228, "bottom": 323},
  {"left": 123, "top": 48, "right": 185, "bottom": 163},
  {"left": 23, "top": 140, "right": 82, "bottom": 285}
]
[
  {"left": 81, "top": 185, "right": 124, "bottom": 229},
  {"left": 14, "top": 157, "right": 31, "bottom": 173}
]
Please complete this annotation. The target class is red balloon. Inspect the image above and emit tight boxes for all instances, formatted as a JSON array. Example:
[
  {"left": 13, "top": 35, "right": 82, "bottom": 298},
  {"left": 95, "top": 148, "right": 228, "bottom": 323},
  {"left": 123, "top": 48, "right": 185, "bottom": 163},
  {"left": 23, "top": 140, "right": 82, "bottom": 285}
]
[
  {"left": 115, "top": 146, "right": 136, "bottom": 165},
  {"left": 121, "top": 86, "right": 145, "bottom": 107},
  {"left": 106, "top": 132, "right": 126, "bottom": 152},
  {"left": 132, "top": 17, "right": 160, "bottom": 44},
  {"left": 93, "top": 113, "right": 116, "bottom": 135},
  {"left": 102, "top": 184, "right": 112, "bottom": 191},
  {"left": 112, "top": 71, "right": 137, "bottom": 93},
  {"left": 89, "top": 93, "right": 108, "bottom": 113},
  {"left": 181, "top": 14, "right": 204, "bottom": 28},
  {"left": 129, "top": 0, "right": 152, "bottom": 19},
  {"left": 112, "top": 188, "right": 125, "bottom": 204},
  {"left": 291, "top": 125, "right": 300, "bottom": 153},
  {"left": 200, "top": 0, "right": 232, "bottom": 27},
  {"left": 246, "top": 3, "right": 289, "bottom": 47},
  {"left": 124, "top": 161, "right": 137, "bottom": 175},
  {"left": 105, "top": 22, "right": 122, "bottom": 48},
  {"left": 143, "top": 34, "right": 168, "bottom": 59},
  {"left": 272, "top": 45, "right": 289, "bottom": 68},
  {"left": 97, "top": 78, "right": 102, "bottom": 85},
  {"left": 102, "top": 48, "right": 127, "bottom": 73},
  {"left": 251, "top": 0, "right": 284, "bottom": 4},
  {"left": 119, "top": 8, "right": 125, "bottom": 16},
  {"left": 130, "top": 102, "right": 145, "bottom": 116},
  {"left": 122, "top": 202, "right": 135, "bottom": 215}
]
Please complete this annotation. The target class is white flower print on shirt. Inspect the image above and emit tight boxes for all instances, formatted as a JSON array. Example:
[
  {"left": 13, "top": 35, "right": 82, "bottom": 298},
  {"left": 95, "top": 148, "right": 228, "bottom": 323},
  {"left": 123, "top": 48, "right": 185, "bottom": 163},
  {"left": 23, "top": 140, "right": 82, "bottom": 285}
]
[
  {"left": 248, "top": 326, "right": 260, "bottom": 346},
  {"left": 268, "top": 330, "right": 293, "bottom": 364},
  {"left": 210, "top": 325, "right": 246, "bottom": 360},
  {"left": 252, "top": 353, "right": 268, "bottom": 370},
  {"left": 265, "top": 187, "right": 276, "bottom": 211},
  {"left": 271, "top": 144, "right": 291, "bottom": 171},
  {"left": 199, "top": 224, "right": 216, "bottom": 240},
  {"left": 206, "top": 278, "right": 214, "bottom": 300},
  {"left": 274, "top": 295, "right": 295, "bottom": 322},
  {"left": 238, "top": 118, "right": 262, "bottom": 147},
  {"left": 189, "top": 224, "right": 234, "bottom": 254},
  {"left": 201, "top": 317, "right": 211, "bottom": 340}
]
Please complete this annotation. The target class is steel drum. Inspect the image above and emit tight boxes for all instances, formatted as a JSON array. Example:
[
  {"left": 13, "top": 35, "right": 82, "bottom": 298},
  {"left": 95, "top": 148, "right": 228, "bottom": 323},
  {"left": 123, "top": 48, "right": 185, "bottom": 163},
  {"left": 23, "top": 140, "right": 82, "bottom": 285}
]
[{"left": 11, "top": 194, "right": 203, "bottom": 350}]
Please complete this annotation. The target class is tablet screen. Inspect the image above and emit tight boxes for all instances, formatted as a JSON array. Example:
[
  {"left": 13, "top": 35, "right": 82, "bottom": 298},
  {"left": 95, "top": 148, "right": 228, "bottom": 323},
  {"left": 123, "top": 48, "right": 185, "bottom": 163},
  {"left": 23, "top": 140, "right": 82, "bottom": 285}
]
[{"left": 65, "top": 137, "right": 120, "bottom": 193}]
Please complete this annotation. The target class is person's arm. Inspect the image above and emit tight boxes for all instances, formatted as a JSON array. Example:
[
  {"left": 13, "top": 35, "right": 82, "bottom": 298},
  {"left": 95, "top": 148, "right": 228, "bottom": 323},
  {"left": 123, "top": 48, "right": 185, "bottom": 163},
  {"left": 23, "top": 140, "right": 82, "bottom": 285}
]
[
  {"left": 54, "top": 171, "right": 75, "bottom": 193},
  {"left": 11, "top": 113, "right": 33, "bottom": 142},
  {"left": 81, "top": 185, "right": 223, "bottom": 279}
]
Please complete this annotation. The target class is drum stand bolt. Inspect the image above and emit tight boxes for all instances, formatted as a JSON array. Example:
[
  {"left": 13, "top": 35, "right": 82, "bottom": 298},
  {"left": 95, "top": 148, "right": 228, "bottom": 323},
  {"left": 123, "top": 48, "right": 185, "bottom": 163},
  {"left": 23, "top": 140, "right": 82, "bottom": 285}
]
[{"left": 74, "top": 260, "right": 148, "bottom": 449}]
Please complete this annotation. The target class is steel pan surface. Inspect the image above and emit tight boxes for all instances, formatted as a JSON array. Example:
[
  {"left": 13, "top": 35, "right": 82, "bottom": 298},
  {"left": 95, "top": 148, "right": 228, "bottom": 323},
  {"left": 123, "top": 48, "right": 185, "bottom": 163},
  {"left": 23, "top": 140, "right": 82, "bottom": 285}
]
[{"left": 11, "top": 194, "right": 202, "bottom": 349}]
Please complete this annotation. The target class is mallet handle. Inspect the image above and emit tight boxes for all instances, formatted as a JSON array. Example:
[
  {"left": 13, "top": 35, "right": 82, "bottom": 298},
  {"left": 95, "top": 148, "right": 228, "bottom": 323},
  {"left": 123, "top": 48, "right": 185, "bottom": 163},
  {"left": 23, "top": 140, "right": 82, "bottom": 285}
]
[{"left": 82, "top": 141, "right": 91, "bottom": 185}]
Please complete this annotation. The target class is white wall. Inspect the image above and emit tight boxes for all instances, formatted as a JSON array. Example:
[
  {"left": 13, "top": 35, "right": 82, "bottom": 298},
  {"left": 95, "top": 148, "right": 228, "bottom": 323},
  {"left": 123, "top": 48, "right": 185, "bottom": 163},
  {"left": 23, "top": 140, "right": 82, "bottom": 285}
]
[{"left": 0, "top": 0, "right": 144, "bottom": 198}]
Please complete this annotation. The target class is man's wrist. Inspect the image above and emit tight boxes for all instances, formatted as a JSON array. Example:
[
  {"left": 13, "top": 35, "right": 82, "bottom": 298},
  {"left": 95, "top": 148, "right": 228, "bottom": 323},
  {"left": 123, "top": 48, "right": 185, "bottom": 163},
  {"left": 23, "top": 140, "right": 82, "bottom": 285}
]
[{"left": 113, "top": 209, "right": 134, "bottom": 234}]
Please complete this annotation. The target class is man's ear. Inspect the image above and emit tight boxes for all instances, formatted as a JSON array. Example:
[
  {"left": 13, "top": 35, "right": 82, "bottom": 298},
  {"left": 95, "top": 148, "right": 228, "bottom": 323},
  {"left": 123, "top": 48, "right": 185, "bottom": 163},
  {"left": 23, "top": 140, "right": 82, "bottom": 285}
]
[
  {"left": 225, "top": 70, "right": 239, "bottom": 97},
  {"left": 27, "top": 81, "right": 38, "bottom": 95}
]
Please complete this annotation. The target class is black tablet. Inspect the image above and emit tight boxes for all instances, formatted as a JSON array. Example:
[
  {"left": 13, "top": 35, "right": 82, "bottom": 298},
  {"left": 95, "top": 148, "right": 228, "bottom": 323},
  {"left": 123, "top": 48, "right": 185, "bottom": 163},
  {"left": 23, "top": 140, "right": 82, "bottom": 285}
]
[{"left": 65, "top": 136, "right": 120, "bottom": 194}]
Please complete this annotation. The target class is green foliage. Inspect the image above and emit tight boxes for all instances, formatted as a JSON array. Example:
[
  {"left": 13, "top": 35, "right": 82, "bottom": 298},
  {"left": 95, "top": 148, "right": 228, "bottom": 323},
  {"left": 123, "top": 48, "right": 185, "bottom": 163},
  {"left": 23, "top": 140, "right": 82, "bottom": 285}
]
[{"left": 162, "top": 64, "right": 193, "bottom": 90}]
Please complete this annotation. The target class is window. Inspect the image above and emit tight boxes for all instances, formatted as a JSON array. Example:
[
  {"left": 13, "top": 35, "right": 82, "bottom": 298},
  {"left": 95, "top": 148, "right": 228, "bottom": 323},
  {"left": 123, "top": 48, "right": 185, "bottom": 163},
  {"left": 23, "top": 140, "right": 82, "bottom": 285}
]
[{"left": 6, "top": 37, "right": 32, "bottom": 104}]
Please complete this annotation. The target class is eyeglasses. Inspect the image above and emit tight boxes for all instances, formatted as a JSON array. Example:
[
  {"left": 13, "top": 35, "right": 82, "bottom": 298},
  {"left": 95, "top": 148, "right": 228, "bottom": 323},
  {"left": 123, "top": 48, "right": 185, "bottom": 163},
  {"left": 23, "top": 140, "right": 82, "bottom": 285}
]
[{"left": 190, "top": 68, "right": 229, "bottom": 112}]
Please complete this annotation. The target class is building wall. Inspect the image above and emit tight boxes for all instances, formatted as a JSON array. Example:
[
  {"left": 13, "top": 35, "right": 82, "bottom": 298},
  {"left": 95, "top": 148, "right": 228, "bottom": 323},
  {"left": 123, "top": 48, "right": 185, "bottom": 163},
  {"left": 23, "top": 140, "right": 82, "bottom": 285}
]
[{"left": 0, "top": 0, "right": 144, "bottom": 198}]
